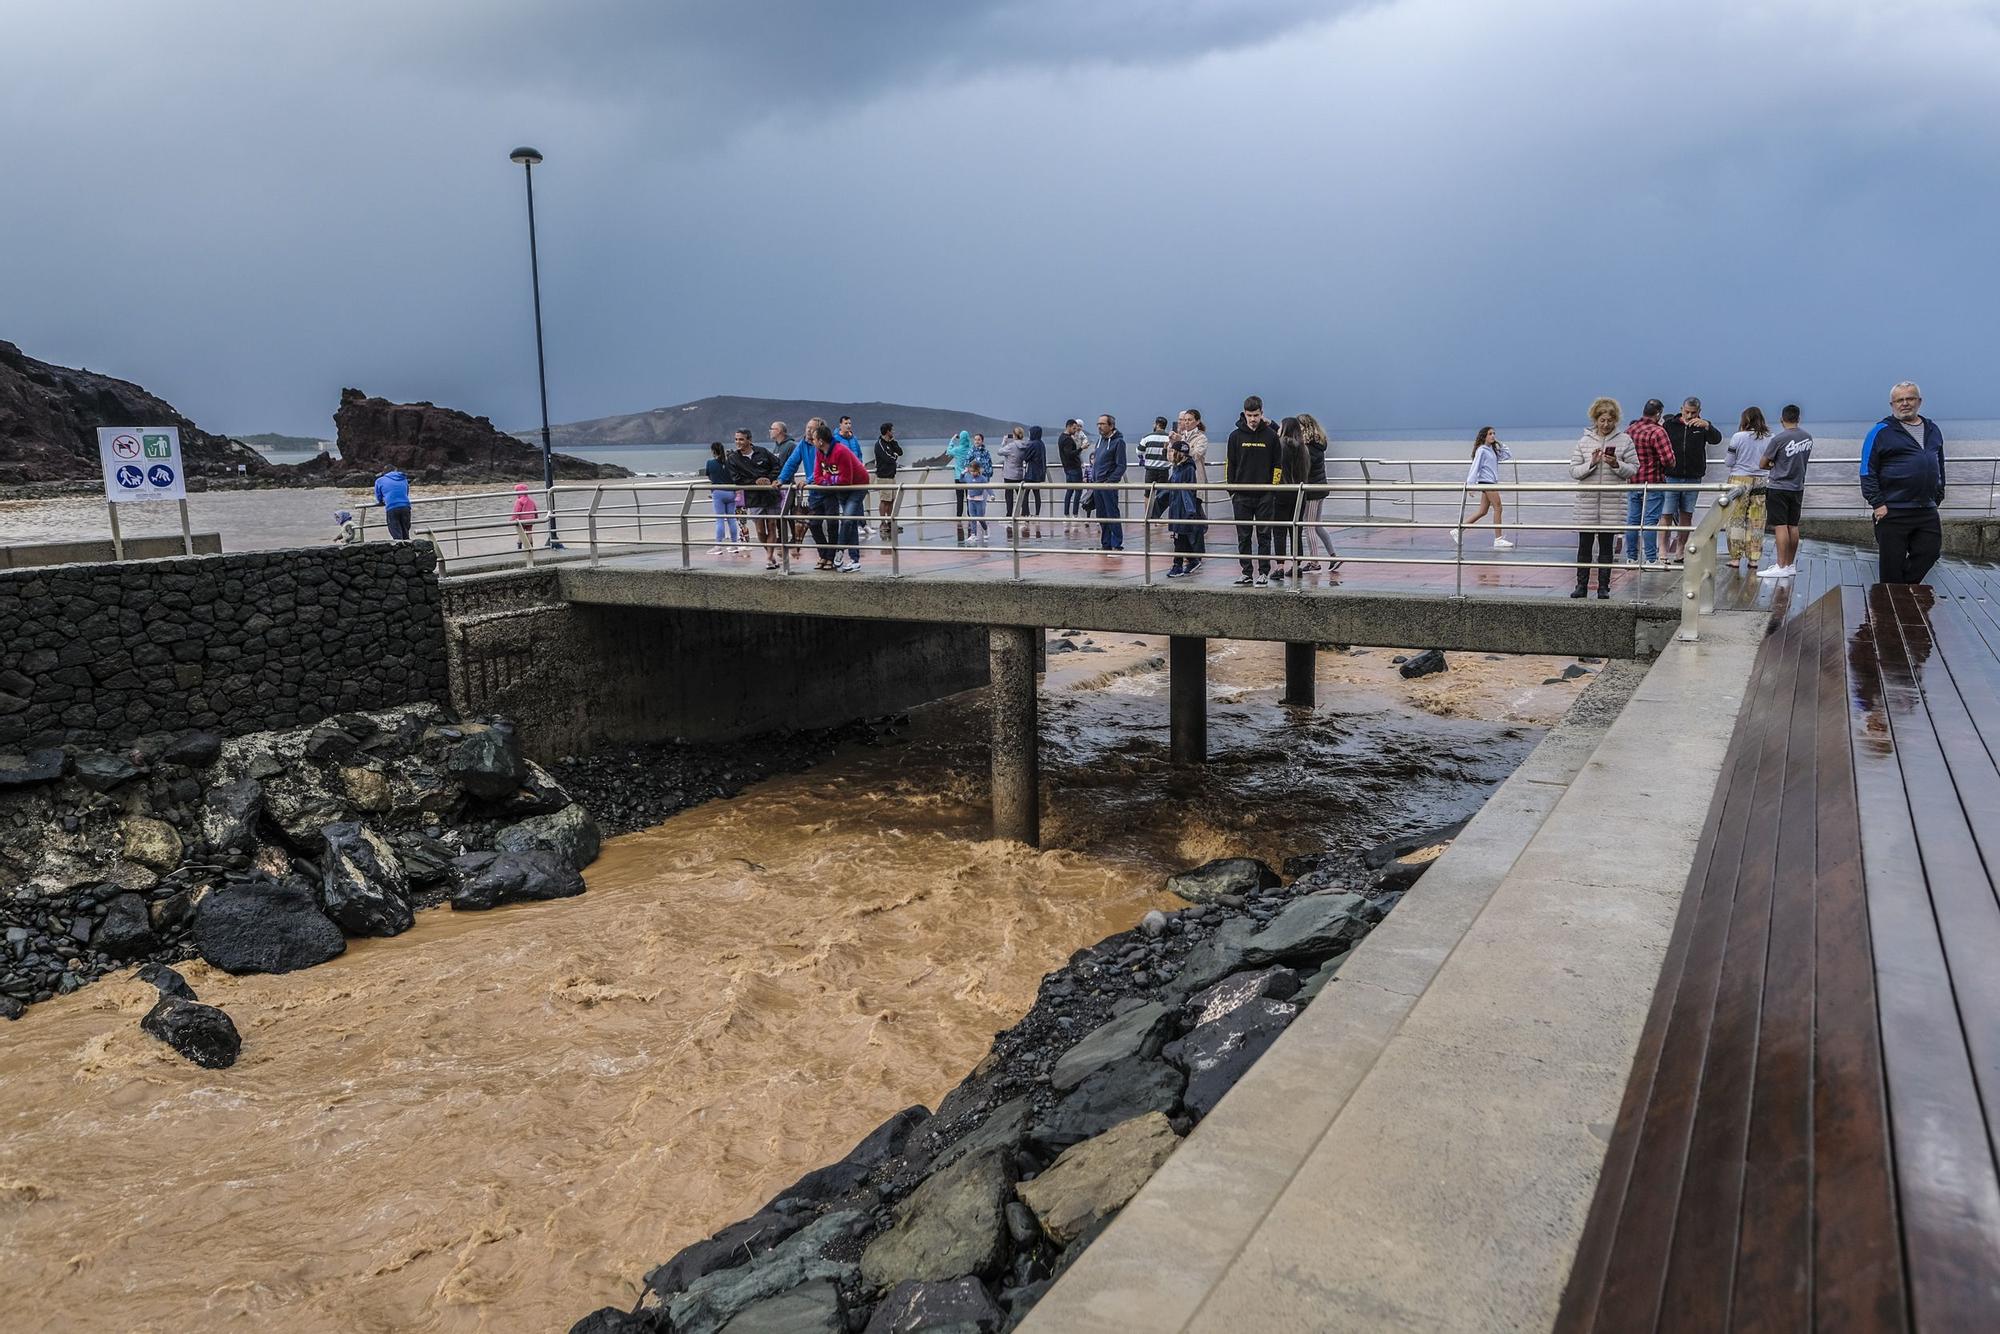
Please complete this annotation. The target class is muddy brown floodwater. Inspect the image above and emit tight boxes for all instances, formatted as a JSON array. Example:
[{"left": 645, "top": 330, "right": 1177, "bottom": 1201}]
[{"left": 0, "top": 639, "right": 1579, "bottom": 1332}]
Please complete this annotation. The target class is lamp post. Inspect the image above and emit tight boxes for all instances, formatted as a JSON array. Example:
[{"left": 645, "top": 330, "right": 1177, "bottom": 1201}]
[{"left": 509, "top": 145, "right": 562, "bottom": 548}]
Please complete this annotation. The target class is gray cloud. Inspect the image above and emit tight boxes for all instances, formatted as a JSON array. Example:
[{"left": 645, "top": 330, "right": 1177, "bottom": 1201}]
[{"left": 3, "top": 0, "right": 1996, "bottom": 438}]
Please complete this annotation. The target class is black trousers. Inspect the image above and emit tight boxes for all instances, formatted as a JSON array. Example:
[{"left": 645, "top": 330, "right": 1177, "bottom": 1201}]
[
  {"left": 1575, "top": 530, "right": 1614, "bottom": 590},
  {"left": 1875, "top": 508, "right": 1942, "bottom": 584},
  {"left": 1233, "top": 493, "right": 1276, "bottom": 573}
]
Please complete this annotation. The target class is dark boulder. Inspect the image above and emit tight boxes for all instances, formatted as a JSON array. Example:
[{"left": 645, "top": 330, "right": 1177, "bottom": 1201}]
[
  {"left": 160, "top": 730, "right": 223, "bottom": 768},
  {"left": 667, "top": 1210, "right": 866, "bottom": 1334},
  {"left": 717, "top": 1279, "right": 845, "bottom": 1332},
  {"left": 319, "top": 822, "right": 413, "bottom": 937},
  {"left": 137, "top": 962, "right": 198, "bottom": 1000},
  {"left": 492, "top": 803, "right": 602, "bottom": 871},
  {"left": 397, "top": 833, "right": 458, "bottom": 886},
  {"left": 568, "top": 1309, "right": 657, "bottom": 1334},
  {"left": 929, "top": 1096, "right": 1030, "bottom": 1174},
  {"left": 192, "top": 874, "right": 347, "bottom": 974},
  {"left": 1165, "top": 997, "right": 1301, "bottom": 1117},
  {"left": 202, "top": 777, "right": 265, "bottom": 852},
  {"left": 768, "top": 1104, "right": 931, "bottom": 1210},
  {"left": 74, "top": 751, "right": 144, "bottom": 791},
  {"left": 140, "top": 994, "right": 242, "bottom": 1068},
  {"left": 1240, "top": 891, "right": 1368, "bottom": 966},
  {"left": 303, "top": 724, "right": 362, "bottom": 763},
  {"left": 438, "top": 722, "right": 527, "bottom": 800},
  {"left": 1164, "top": 857, "right": 1281, "bottom": 905},
  {"left": 94, "top": 892, "right": 159, "bottom": 960},
  {"left": 860, "top": 1149, "right": 1016, "bottom": 1289},
  {"left": 0, "top": 748, "right": 66, "bottom": 788},
  {"left": 448, "top": 850, "right": 585, "bottom": 911},
  {"left": 1398, "top": 648, "right": 1448, "bottom": 679},
  {"left": 864, "top": 1277, "right": 1006, "bottom": 1333},
  {"left": 1361, "top": 819, "right": 1470, "bottom": 870},
  {"left": 1182, "top": 966, "right": 1300, "bottom": 1028},
  {"left": 1049, "top": 1002, "right": 1176, "bottom": 1092},
  {"left": 647, "top": 1207, "right": 812, "bottom": 1298},
  {"left": 1028, "top": 1056, "right": 1185, "bottom": 1153},
  {"left": 0, "top": 995, "right": 23, "bottom": 1021},
  {"left": 493, "top": 760, "right": 574, "bottom": 817}
]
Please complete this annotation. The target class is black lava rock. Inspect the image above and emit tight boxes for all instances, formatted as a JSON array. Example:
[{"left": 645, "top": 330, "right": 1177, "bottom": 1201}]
[
  {"left": 865, "top": 1277, "right": 1006, "bottom": 1333},
  {"left": 319, "top": 821, "right": 413, "bottom": 937},
  {"left": 202, "top": 777, "right": 264, "bottom": 852},
  {"left": 94, "top": 892, "right": 159, "bottom": 961},
  {"left": 140, "top": 994, "right": 242, "bottom": 1068},
  {"left": 447, "top": 850, "right": 585, "bottom": 911},
  {"left": 161, "top": 730, "right": 223, "bottom": 767},
  {"left": 138, "top": 962, "right": 198, "bottom": 1001},
  {"left": 1398, "top": 648, "right": 1448, "bottom": 679},
  {"left": 74, "top": 751, "right": 144, "bottom": 791},
  {"left": 192, "top": 874, "right": 347, "bottom": 974},
  {"left": 0, "top": 748, "right": 66, "bottom": 788},
  {"left": 1028, "top": 1056, "right": 1185, "bottom": 1153}
]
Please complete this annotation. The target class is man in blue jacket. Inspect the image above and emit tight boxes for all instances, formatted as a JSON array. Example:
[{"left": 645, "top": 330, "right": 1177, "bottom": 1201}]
[
  {"left": 373, "top": 468, "right": 412, "bottom": 540},
  {"left": 1860, "top": 381, "right": 1946, "bottom": 583},
  {"left": 1090, "top": 414, "right": 1128, "bottom": 550}
]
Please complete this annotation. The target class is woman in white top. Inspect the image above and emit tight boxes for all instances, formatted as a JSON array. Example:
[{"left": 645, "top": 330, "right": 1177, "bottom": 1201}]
[
  {"left": 1452, "top": 426, "right": 1515, "bottom": 548},
  {"left": 1723, "top": 406, "right": 1772, "bottom": 570}
]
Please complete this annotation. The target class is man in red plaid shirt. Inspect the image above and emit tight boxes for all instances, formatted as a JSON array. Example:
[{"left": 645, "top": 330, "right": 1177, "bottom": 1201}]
[{"left": 1624, "top": 398, "right": 1674, "bottom": 566}]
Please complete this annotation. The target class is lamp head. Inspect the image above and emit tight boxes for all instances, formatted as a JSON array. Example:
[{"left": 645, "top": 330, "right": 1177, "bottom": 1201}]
[{"left": 509, "top": 146, "right": 543, "bottom": 166}]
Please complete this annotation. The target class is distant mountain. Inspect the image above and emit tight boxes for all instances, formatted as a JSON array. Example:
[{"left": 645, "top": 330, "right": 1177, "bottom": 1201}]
[{"left": 532, "top": 395, "right": 1024, "bottom": 448}]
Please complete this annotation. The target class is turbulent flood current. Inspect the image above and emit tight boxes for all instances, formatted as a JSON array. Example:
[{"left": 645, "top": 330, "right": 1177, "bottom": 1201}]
[{"left": 0, "top": 639, "right": 1570, "bottom": 1332}]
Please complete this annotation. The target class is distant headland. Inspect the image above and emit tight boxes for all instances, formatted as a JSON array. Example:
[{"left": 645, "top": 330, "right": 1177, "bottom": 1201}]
[{"left": 528, "top": 395, "right": 1023, "bottom": 448}]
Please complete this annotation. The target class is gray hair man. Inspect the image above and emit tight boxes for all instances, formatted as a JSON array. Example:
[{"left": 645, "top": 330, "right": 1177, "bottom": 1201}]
[{"left": 1860, "top": 381, "right": 1946, "bottom": 583}]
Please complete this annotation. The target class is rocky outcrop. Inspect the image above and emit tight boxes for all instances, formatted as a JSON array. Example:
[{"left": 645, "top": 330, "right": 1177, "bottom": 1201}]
[
  {"left": 0, "top": 340, "right": 268, "bottom": 486},
  {"left": 140, "top": 992, "right": 242, "bottom": 1068},
  {"left": 323, "top": 388, "right": 630, "bottom": 484}
]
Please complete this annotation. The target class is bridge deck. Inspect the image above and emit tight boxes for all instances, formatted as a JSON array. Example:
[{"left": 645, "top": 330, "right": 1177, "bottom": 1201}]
[{"left": 1558, "top": 577, "right": 2000, "bottom": 1332}]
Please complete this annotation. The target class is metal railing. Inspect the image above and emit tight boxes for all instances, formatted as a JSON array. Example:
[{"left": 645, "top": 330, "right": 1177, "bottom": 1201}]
[{"left": 358, "top": 474, "right": 1777, "bottom": 638}]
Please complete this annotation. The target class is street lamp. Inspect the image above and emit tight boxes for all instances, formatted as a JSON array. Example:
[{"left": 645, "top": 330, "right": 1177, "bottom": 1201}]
[{"left": 509, "top": 144, "right": 562, "bottom": 548}]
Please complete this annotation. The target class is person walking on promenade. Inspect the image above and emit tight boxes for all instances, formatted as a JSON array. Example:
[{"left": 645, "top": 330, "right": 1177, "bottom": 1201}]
[
  {"left": 1571, "top": 397, "right": 1638, "bottom": 599},
  {"left": 1758, "top": 405, "right": 1813, "bottom": 580},
  {"left": 1140, "top": 416, "right": 1174, "bottom": 523},
  {"left": 1295, "top": 412, "right": 1340, "bottom": 571},
  {"left": 945, "top": 429, "right": 975, "bottom": 543},
  {"left": 728, "top": 427, "right": 784, "bottom": 568},
  {"left": 1226, "top": 396, "right": 1282, "bottom": 585},
  {"left": 512, "top": 481, "right": 543, "bottom": 551},
  {"left": 1270, "top": 416, "right": 1313, "bottom": 580},
  {"left": 1723, "top": 407, "right": 1773, "bottom": 570},
  {"left": 1861, "top": 381, "right": 1946, "bottom": 584},
  {"left": 1662, "top": 397, "right": 1721, "bottom": 562},
  {"left": 999, "top": 426, "right": 1028, "bottom": 531},
  {"left": 374, "top": 467, "right": 413, "bottom": 540},
  {"left": 964, "top": 460, "right": 992, "bottom": 542},
  {"left": 703, "top": 443, "right": 743, "bottom": 554},
  {"left": 1090, "top": 414, "right": 1128, "bottom": 550},
  {"left": 872, "top": 422, "right": 903, "bottom": 536},
  {"left": 1452, "top": 427, "right": 1515, "bottom": 549},
  {"left": 1624, "top": 400, "right": 1674, "bottom": 568},
  {"left": 1166, "top": 435, "right": 1207, "bottom": 577},
  {"left": 1022, "top": 425, "right": 1049, "bottom": 536},
  {"left": 1058, "top": 419, "right": 1087, "bottom": 527}
]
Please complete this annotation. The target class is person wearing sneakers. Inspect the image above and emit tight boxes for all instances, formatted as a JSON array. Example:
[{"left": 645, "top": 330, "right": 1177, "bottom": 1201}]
[
  {"left": 1165, "top": 435, "right": 1207, "bottom": 576},
  {"left": 1453, "top": 426, "right": 1515, "bottom": 550},
  {"left": 1226, "top": 396, "right": 1282, "bottom": 585},
  {"left": 1758, "top": 404, "right": 1813, "bottom": 580},
  {"left": 1722, "top": 407, "right": 1773, "bottom": 570},
  {"left": 1624, "top": 400, "right": 1675, "bottom": 568},
  {"left": 702, "top": 442, "right": 743, "bottom": 554},
  {"left": 1859, "top": 381, "right": 1946, "bottom": 584}
]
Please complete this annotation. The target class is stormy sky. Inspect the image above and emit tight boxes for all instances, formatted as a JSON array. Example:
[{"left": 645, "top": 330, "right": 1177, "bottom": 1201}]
[{"left": 5, "top": 0, "right": 1996, "bottom": 438}]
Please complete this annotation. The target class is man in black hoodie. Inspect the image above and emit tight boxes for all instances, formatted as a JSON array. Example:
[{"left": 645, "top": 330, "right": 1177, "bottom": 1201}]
[
  {"left": 1226, "top": 395, "right": 1282, "bottom": 585},
  {"left": 873, "top": 422, "right": 903, "bottom": 536}
]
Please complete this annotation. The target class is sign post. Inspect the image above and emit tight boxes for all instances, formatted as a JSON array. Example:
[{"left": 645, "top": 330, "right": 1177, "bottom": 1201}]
[{"left": 97, "top": 427, "right": 188, "bottom": 559}]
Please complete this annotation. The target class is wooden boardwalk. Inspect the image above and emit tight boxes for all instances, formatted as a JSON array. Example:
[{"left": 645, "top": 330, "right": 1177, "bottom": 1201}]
[{"left": 1557, "top": 568, "right": 2000, "bottom": 1331}]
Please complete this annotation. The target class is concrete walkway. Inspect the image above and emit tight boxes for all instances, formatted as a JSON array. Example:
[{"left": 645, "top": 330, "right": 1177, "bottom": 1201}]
[{"left": 1022, "top": 608, "right": 1768, "bottom": 1333}]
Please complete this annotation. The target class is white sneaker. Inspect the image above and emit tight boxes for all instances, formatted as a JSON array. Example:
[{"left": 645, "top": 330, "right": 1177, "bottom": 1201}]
[
  {"left": 1756, "top": 564, "right": 1794, "bottom": 579},
  {"left": 1492, "top": 537, "right": 1514, "bottom": 549},
  {"left": 1643, "top": 560, "right": 1671, "bottom": 570},
  {"left": 706, "top": 545, "right": 724, "bottom": 555},
  {"left": 1448, "top": 527, "right": 1460, "bottom": 542}
]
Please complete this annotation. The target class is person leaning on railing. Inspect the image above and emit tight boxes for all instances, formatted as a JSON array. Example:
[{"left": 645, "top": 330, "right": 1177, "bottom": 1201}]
[
  {"left": 728, "top": 428, "right": 785, "bottom": 569},
  {"left": 1570, "top": 397, "right": 1638, "bottom": 599}
]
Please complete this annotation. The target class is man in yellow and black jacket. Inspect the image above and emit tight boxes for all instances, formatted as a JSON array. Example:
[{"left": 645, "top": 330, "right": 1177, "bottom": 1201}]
[{"left": 1225, "top": 396, "right": 1283, "bottom": 585}]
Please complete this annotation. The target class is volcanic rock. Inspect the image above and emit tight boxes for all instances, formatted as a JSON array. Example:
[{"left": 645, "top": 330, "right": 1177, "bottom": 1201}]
[
  {"left": 718, "top": 1279, "right": 846, "bottom": 1333},
  {"left": 120, "top": 816, "right": 183, "bottom": 872},
  {"left": 94, "top": 892, "right": 158, "bottom": 960},
  {"left": 137, "top": 962, "right": 198, "bottom": 1000},
  {"left": 319, "top": 821, "right": 413, "bottom": 937},
  {"left": 192, "top": 874, "right": 346, "bottom": 974},
  {"left": 437, "top": 721, "right": 527, "bottom": 800},
  {"left": 666, "top": 1209, "right": 866, "bottom": 1334},
  {"left": 202, "top": 777, "right": 265, "bottom": 852},
  {"left": 160, "top": 730, "right": 223, "bottom": 768},
  {"left": 1050, "top": 1002, "right": 1175, "bottom": 1092},
  {"left": 332, "top": 388, "right": 629, "bottom": 482},
  {"left": 1164, "top": 857, "right": 1281, "bottom": 905},
  {"left": 78, "top": 752, "right": 145, "bottom": 792},
  {"left": 647, "top": 1207, "right": 813, "bottom": 1298},
  {"left": 492, "top": 803, "right": 602, "bottom": 871},
  {"left": 768, "top": 1104, "right": 930, "bottom": 1210},
  {"left": 1165, "top": 998, "right": 1300, "bottom": 1117},
  {"left": 864, "top": 1277, "right": 1006, "bottom": 1334},
  {"left": 1398, "top": 648, "right": 1448, "bottom": 678},
  {"left": 930, "top": 1096, "right": 1031, "bottom": 1174},
  {"left": 0, "top": 748, "right": 65, "bottom": 788},
  {"left": 1028, "top": 1056, "right": 1185, "bottom": 1154},
  {"left": 1241, "top": 891, "right": 1367, "bottom": 966},
  {"left": 860, "top": 1147, "right": 1016, "bottom": 1290},
  {"left": 1017, "top": 1112, "right": 1180, "bottom": 1246},
  {"left": 140, "top": 993, "right": 242, "bottom": 1068},
  {"left": 1182, "top": 966, "right": 1300, "bottom": 1028},
  {"left": 447, "top": 849, "right": 585, "bottom": 910}
]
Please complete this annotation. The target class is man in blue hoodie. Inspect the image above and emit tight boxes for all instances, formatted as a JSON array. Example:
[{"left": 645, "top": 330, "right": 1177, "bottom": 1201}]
[
  {"left": 373, "top": 468, "right": 412, "bottom": 540},
  {"left": 1860, "top": 381, "right": 1946, "bottom": 583}
]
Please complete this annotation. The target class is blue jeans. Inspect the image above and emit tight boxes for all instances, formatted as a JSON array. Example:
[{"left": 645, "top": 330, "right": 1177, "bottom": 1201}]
[
  {"left": 711, "top": 491, "right": 741, "bottom": 543},
  {"left": 1063, "top": 471, "right": 1084, "bottom": 515},
  {"left": 838, "top": 492, "right": 865, "bottom": 561},
  {"left": 1093, "top": 489, "right": 1123, "bottom": 548},
  {"left": 1624, "top": 489, "right": 1664, "bottom": 563}
]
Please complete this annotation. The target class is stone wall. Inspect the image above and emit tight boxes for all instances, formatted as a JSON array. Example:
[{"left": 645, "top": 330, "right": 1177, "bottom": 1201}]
[
  {"left": 445, "top": 579, "right": 989, "bottom": 757},
  {"left": 0, "top": 544, "right": 448, "bottom": 749}
]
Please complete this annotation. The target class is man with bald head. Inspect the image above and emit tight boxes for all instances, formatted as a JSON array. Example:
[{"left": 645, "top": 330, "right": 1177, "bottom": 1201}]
[{"left": 1860, "top": 381, "right": 1946, "bottom": 583}]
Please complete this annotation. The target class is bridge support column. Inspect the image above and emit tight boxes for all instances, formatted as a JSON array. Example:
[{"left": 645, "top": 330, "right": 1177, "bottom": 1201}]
[
  {"left": 990, "top": 624, "right": 1040, "bottom": 846},
  {"left": 1283, "top": 641, "right": 1317, "bottom": 708},
  {"left": 1170, "top": 635, "right": 1207, "bottom": 765}
]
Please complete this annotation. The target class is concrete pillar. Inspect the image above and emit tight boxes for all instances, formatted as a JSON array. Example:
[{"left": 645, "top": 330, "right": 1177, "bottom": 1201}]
[
  {"left": 990, "top": 625, "right": 1040, "bottom": 846},
  {"left": 1170, "top": 635, "right": 1208, "bottom": 765},
  {"left": 1283, "top": 641, "right": 1317, "bottom": 708}
]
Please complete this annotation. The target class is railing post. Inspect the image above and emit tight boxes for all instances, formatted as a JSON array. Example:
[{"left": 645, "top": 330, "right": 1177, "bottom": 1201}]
[
  {"left": 1455, "top": 485, "right": 1469, "bottom": 596},
  {"left": 1141, "top": 483, "right": 1153, "bottom": 585},
  {"left": 452, "top": 497, "right": 461, "bottom": 558},
  {"left": 679, "top": 487, "right": 693, "bottom": 569},
  {"left": 1009, "top": 485, "right": 1022, "bottom": 580},
  {"left": 1358, "top": 459, "right": 1374, "bottom": 520},
  {"left": 1293, "top": 484, "right": 1306, "bottom": 591},
  {"left": 587, "top": 487, "right": 603, "bottom": 567},
  {"left": 891, "top": 481, "right": 905, "bottom": 577}
]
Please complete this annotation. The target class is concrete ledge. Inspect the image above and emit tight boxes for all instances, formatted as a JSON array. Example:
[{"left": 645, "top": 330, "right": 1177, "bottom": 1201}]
[
  {"left": 1022, "top": 609, "right": 1767, "bottom": 1333},
  {"left": 557, "top": 565, "right": 1679, "bottom": 660},
  {"left": 0, "top": 532, "right": 222, "bottom": 568}
]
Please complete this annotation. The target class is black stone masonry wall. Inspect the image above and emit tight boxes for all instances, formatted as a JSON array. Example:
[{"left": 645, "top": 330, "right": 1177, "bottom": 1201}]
[{"left": 0, "top": 544, "right": 448, "bottom": 748}]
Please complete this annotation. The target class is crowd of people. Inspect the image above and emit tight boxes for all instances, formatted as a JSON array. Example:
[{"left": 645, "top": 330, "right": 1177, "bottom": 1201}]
[{"left": 350, "top": 382, "right": 1949, "bottom": 592}]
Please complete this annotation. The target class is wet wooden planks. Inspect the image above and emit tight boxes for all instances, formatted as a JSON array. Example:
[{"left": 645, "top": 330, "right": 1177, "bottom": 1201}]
[{"left": 1557, "top": 582, "right": 2000, "bottom": 1331}]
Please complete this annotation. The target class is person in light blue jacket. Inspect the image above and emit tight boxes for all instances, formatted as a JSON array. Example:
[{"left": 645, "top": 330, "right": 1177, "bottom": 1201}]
[{"left": 1451, "top": 427, "right": 1514, "bottom": 549}]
